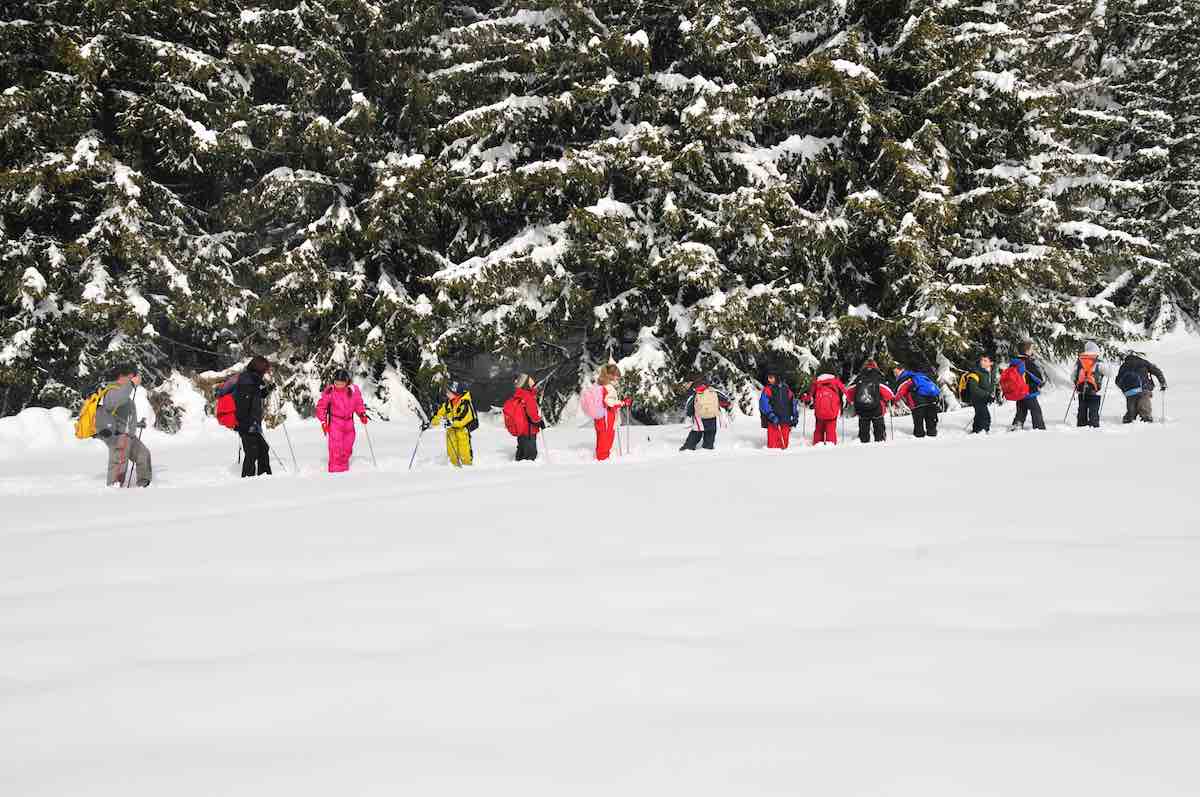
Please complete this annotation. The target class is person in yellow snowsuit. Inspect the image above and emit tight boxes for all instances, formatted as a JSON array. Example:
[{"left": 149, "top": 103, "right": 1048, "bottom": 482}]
[{"left": 429, "top": 382, "right": 476, "bottom": 466}]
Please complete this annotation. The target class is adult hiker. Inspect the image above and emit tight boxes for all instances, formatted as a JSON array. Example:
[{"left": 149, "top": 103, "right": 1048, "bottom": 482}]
[
  {"left": 95, "top": 363, "right": 152, "bottom": 487},
  {"left": 800, "top": 368, "right": 846, "bottom": 445},
  {"left": 893, "top": 365, "right": 942, "bottom": 438},
  {"left": 429, "top": 381, "right": 478, "bottom": 467},
  {"left": 590, "top": 364, "right": 629, "bottom": 461},
  {"left": 315, "top": 369, "right": 368, "bottom": 473},
  {"left": 234, "top": 355, "right": 275, "bottom": 477},
  {"left": 845, "top": 360, "right": 896, "bottom": 443},
  {"left": 680, "top": 375, "right": 733, "bottom": 451},
  {"left": 504, "top": 373, "right": 545, "bottom": 461},
  {"left": 1116, "top": 352, "right": 1167, "bottom": 423},
  {"left": 758, "top": 370, "right": 798, "bottom": 449},
  {"left": 1003, "top": 341, "right": 1046, "bottom": 431},
  {"left": 961, "top": 354, "right": 996, "bottom": 434},
  {"left": 1072, "top": 341, "right": 1109, "bottom": 428}
]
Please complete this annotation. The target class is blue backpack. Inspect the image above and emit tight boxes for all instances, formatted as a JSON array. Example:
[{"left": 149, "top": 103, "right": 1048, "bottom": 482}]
[{"left": 909, "top": 371, "right": 941, "bottom": 400}]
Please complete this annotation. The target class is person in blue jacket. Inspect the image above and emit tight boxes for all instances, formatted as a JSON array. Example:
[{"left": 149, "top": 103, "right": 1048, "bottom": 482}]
[
  {"left": 1009, "top": 340, "right": 1046, "bottom": 430},
  {"left": 892, "top": 365, "right": 942, "bottom": 438},
  {"left": 759, "top": 370, "right": 799, "bottom": 449}
]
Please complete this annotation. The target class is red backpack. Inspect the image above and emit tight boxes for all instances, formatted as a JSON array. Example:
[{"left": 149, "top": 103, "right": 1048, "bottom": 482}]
[
  {"left": 214, "top": 375, "right": 239, "bottom": 430},
  {"left": 502, "top": 395, "right": 528, "bottom": 437},
  {"left": 812, "top": 380, "right": 842, "bottom": 420},
  {"left": 999, "top": 364, "right": 1029, "bottom": 401}
]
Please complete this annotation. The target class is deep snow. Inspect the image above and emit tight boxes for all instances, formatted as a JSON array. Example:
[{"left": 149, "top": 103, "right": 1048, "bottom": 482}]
[{"left": 2, "top": 338, "right": 1199, "bottom": 796}]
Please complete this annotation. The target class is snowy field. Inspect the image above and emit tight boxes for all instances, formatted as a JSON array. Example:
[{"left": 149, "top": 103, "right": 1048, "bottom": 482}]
[{"left": 3, "top": 339, "right": 1199, "bottom": 796}]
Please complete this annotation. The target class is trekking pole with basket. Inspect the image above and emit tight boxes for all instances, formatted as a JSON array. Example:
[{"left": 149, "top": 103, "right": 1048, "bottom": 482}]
[
  {"left": 1062, "top": 388, "right": 1076, "bottom": 424},
  {"left": 122, "top": 420, "right": 146, "bottom": 488},
  {"left": 280, "top": 420, "right": 299, "bottom": 472},
  {"left": 362, "top": 416, "right": 379, "bottom": 468}
]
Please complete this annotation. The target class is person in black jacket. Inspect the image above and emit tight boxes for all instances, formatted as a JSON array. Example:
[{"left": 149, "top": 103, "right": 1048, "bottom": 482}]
[
  {"left": 235, "top": 355, "right": 275, "bottom": 477},
  {"left": 1117, "top": 353, "right": 1167, "bottom": 423}
]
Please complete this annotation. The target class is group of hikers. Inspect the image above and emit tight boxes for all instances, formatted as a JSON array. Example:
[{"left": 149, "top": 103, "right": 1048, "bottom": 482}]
[{"left": 79, "top": 340, "right": 1169, "bottom": 486}]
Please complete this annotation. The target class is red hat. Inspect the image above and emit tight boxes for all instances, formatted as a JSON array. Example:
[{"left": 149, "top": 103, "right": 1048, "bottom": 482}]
[{"left": 864, "top": 360, "right": 878, "bottom": 370}]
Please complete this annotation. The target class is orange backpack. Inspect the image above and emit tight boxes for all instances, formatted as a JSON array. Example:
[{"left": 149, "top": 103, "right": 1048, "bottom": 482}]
[{"left": 1076, "top": 355, "right": 1099, "bottom": 393}]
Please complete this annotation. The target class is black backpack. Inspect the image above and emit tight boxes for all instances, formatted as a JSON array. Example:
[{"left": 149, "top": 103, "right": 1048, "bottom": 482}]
[
  {"left": 853, "top": 371, "right": 882, "bottom": 416},
  {"left": 770, "top": 383, "right": 793, "bottom": 424},
  {"left": 1115, "top": 365, "right": 1142, "bottom": 393}
]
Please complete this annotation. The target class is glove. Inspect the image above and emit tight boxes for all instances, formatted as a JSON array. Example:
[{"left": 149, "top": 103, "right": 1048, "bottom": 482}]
[
  {"left": 137, "top": 419, "right": 147, "bottom": 429},
  {"left": 443, "top": 419, "right": 452, "bottom": 429},
  {"left": 419, "top": 421, "right": 431, "bottom": 431},
  {"left": 789, "top": 419, "right": 798, "bottom": 428},
  {"left": 97, "top": 429, "right": 112, "bottom": 439},
  {"left": 359, "top": 414, "right": 369, "bottom": 424},
  {"left": 321, "top": 423, "right": 329, "bottom": 436},
  {"left": 1159, "top": 382, "right": 1167, "bottom": 391},
  {"left": 767, "top": 414, "right": 779, "bottom": 425},
  {"left": 536, "top": 419, "right": 546, "bottom": 429}
]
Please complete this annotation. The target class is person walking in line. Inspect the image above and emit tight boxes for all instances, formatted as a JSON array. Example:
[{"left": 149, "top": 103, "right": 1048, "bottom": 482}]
[
  {"left": 846, "top": 360, "right": 895, "bottom": 443},
  {"left": 235, "top": 355, "right": 275, "bottom": 477},
  {"left": 1116, "top": 352, "right": 1167, "bottom": 423},
  {"left": 962, "top": 354, "right": 996, "bottom": 434},
  {"left": 893, "top": 365, "right": 942, "bottom": 438},
  {"left": 429, "top": 381, "right": 477, "bottom": 467},
  {"left": 96, "top": 364, "right": 152, "bottom": 487},
  {"left": 505, "top": 373, "right": 545, "bottom": 461},
  {"left": 315, "top": 369, "right": 368, "bottom": 473},
  {"left": 592, "top": 364, "right": 629, "bottom": 461},
  {"left": 801, "top": 369, "right": 846, "bottom": 445},
  {"left": 1072, "top": 341, "right": 1108, "bottom": 428},
  {"left": 680, "top": 375, "right": 733, "bottom": 451},
  {"left": 759, "top": 370, "right": 798, "bottom": 449},
  {"left": 1005, "top": 341, "right": 1046, "bottom": 430}
]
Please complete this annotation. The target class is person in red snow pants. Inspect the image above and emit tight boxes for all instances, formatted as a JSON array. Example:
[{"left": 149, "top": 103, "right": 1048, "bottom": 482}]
[
  {"left": 593, "top": 364, "right": 626, "bottom": 461},
  {"left": 804, "top": 371, "right": 846, "bottom": 446},
  {"left": 315, "top": 371, "right": 368, "bottom": 473}
]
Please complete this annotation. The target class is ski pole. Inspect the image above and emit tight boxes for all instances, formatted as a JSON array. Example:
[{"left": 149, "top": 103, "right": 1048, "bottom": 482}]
[
  {"left": 1062, "top": 389, "right": 1076, "bottom": 424},
  {"left": 1160, "top": 389, "right": 1166, "bottom": 424},
  {"left": 281, "top": 419, "right": 299, "bottom": 472},
  {"left": 362, "top": 419, "right": 378, "bottom": 468},
  {"left": 1098, "top": 375, "right": 1112, "bottom": 423},
  {"left": 888, "top": 406, "right": 894, "bottom": 441},
  {"left": 408, "top": 426, "right": 425, "bottom": 471},
  {"left": 269, "top": 443, "right": 289, "bottom": 472},
  {"left": 236, "top": 440, "right": 242, "bottom": 465}
]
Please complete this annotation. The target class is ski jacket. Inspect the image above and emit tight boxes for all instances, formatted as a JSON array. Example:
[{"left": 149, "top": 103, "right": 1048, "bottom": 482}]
[
  {"left": 845, "top": 370, "right": 896, "bottom": 416},
  {"left": 894, "top": 370, "right": 940, "bottom": 408},
  {"left": 1116, "top": 355, "right": 1166, "bottom": 394},
  {"left": 316, "top": 383, "right": 366, "bottom": 426},
  {"left": 97, "top": 381, "right": 138, "bottom": 436},
  {"left": 234, "top": 369, "right": 274, "bottom": 433},
  {"left": 802, "top": 374, "right": 846, "bottom": 421},
  {"left": 964, "top": 366, "right": 995, "bottom": 404},
  {"left": 507, "top": 386, "right": 543, "bottom": 437},
  {"left": 431, "top": 391, "right": 477, "bottom": 431},
  {"left": 758, "top": 383, "right": 798, "bottom": 427},
  {"left": 1011, "top": 356, "right": 1045, "bottom": 398},
  {"left": 683, "top": 384, "right": 732, "bottom": 429}
]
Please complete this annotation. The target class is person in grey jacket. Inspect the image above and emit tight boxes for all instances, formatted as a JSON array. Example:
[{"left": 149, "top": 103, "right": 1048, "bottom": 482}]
[{"left": 96, "top": 364, "right": 151, "bottom": 486}]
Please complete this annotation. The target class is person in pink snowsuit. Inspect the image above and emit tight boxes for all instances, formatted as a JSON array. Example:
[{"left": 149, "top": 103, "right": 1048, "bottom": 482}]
[{"left": 315, "top": 369, "right": 368, "bottom": 473}]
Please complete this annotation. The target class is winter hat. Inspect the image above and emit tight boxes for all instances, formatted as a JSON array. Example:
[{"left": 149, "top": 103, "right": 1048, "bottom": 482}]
[
  {"left": 332, "top": 368, "right": 351, "bottom": 383},
  {"left": 1082, "top": 341, "right": 1100, "bottom": 356},
  {"left": 864, "top": 359, "right": 878, "bottom": 370},
  {"left": 446, "top": 380, "right": 467, "bottom": 395}
]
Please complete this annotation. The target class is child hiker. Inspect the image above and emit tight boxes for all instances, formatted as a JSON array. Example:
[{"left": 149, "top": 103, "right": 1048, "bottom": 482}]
[
  {"left": 505, "top": 373, "right": 545, "bottom": 461},
  {"left": 801, "top": 368, "right": 846, "bottom": 445},
  {"left": 1072, "top": 341, "right": 1108, "bottom": 428},
  {"left": 679, "top": 375, "right": 732, "bottom": 451},
  {"left": 429, "top": 381, "right": 478, "bottom": 466},
  {"left": 315, "top": 369, "right": 368, "bottom": 473},
  {"left": 759, "top": 369, "right": 798, "bottom": 449},
  {"left": 593, "top": 364, "right": 629, "bottom": 461}
]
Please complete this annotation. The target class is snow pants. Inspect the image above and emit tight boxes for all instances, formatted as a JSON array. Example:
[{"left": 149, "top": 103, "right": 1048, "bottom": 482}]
[
  {"left": 446, "top": 428, "right": 473, "bottom": 466},
  {"left": 326, "top": 418, "right": 356, "bottom": 472},
  {"left": 105, "top": 432, "right": 152, "bottom": 486},
  {"left": 1123, "top": 393, "right": 1153, "bottom": 423},
  {"left": 766, "top": 423, "right": 792, "bottom": 449},
  {"left": 858, "top": 415, "right": 885, "bottom": 443},
  {"left": 971, "top": 401, "right": 991, "bottom": 434},
  {"left": 912, "top": 403, "right": 939, "bottom": 438},
  {"left": 1012, "top": 396, "right": 1045, "bottom": 429},
  {"left": 239, "top": 431, "right": 272, "bottom": 477},
  {"left": 594, "top": 410, "right": 618, "bottom": 460},
  {"left": 516, "top": 434, "right": 538, "bottom": 461},
  {"left": 812, "top": 418, "right": 837, "bottom": 445},
  {"left": 681, "top": 417, "right": 717, "bottom": 450},
  {"left": 1077, "top": 394, "right": 1101, "bottom": 428}
]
